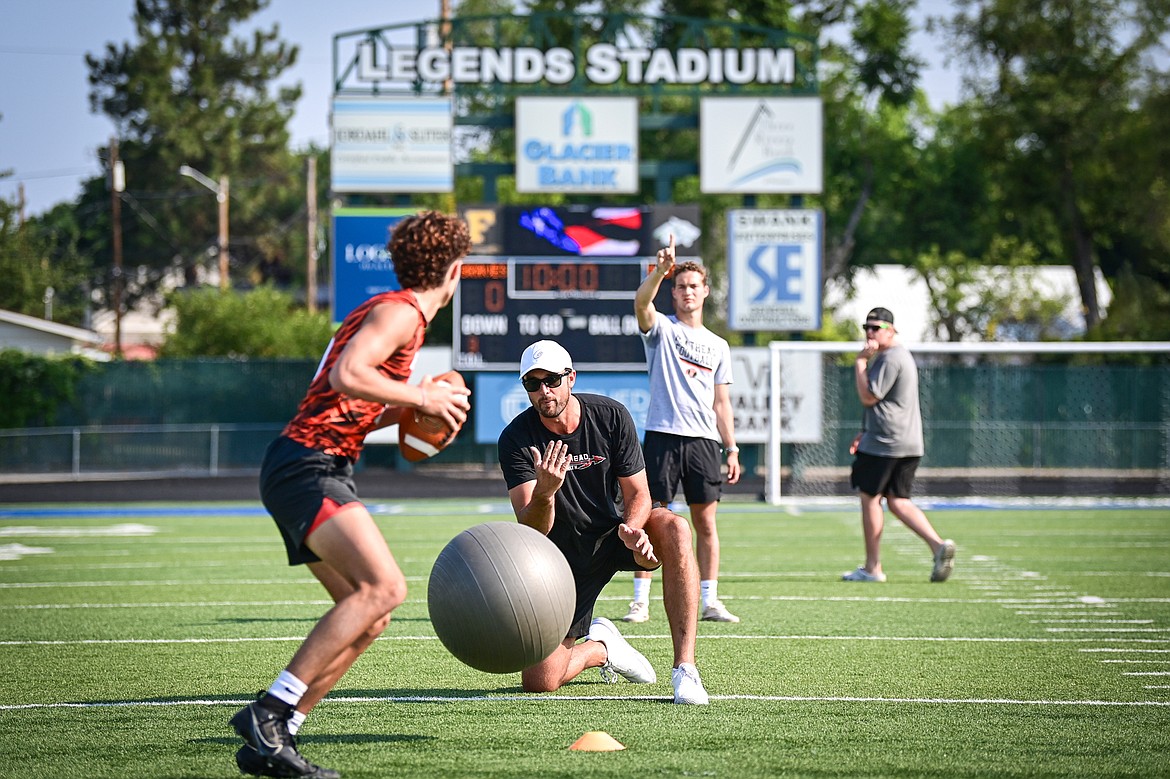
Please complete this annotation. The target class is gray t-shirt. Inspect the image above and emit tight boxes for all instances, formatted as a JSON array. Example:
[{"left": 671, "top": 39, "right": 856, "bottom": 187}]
[
  {"left": 858, "top": 344, "right": 924, "bottom": 458},
  {"left": 641, "top": 312, "right": 732, "bottom": 441}
]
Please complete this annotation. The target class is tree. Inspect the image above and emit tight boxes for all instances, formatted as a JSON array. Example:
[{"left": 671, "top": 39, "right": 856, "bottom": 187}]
[
  {"left": 159, "top": 285, "right": 333, "bottom": 358},
  {"left": 940, "top": 0, "right": 1170, "bottom": 329},
  {"left": 914, "top": 238, "right": 1073, "bottom": 341},
  {"left": 0, "top": 350, "right": 93, "bottom": 428},
  {"left": 81, "top": 0, "right": 306, "bottom": 310},
  {"left": 0, "top": 195, "right": 92, "bottom": 325}
]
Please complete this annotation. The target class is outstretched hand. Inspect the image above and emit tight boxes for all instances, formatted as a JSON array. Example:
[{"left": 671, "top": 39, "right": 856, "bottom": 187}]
[
  {"left": 529, "top": 439, "right": 572, "bottom": 493},
  {"left": 618, "top": 523, "right": 657, "bottom": 565}
]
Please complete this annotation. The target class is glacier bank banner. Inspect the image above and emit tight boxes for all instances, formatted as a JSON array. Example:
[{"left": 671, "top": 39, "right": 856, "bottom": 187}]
[{"left": 515, "top": 97, "right": 639, "bottom": 194}]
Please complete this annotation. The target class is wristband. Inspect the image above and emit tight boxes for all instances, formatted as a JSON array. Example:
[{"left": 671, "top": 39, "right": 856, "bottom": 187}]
[{"left": 724, "top": 446, "right": 739, "bottom": 454}]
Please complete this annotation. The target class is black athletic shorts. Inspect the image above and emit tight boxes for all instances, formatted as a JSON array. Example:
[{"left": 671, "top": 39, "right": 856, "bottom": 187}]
[
  {"left": 850, "top": 451, "right": 921, "bottom": 499},
  {"left": 643, "top": 430, "right": 722, "bottom": 506},
  {"left": 259, "top": 435, "right": 361, "bottom": 566},
  {"left": 566, "top": 528, "right": 658, "bottom": 639}
]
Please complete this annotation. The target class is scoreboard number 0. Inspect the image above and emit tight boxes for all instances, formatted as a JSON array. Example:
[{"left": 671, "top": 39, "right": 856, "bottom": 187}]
[{"left": 484, "top": 280, "right": 506, "bottom": 313}]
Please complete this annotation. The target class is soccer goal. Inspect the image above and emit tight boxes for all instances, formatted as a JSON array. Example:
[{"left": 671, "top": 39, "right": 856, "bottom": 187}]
[{"left": 764, "top": 340, "right": 1170, "bottom": 504}]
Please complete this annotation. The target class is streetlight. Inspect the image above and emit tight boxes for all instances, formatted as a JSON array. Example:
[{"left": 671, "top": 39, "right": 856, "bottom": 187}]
[{"left": 179, "top": 164, "right": 230, "bottom": 291}]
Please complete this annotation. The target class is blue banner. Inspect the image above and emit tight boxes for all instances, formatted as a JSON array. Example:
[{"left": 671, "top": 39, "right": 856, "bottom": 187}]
[
  {"left": 331, "top": 208, "right": 415, "bottom": 323},
  {"left": 473, "top": 372, "right": 651, "bottom": 445}
]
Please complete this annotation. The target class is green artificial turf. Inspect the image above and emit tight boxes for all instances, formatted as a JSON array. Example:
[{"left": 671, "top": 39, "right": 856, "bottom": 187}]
[{"left": 1, "top": 501, "right": 1167, "bottom": 777}]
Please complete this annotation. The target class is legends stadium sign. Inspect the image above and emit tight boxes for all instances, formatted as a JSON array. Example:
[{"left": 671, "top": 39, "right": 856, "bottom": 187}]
[{"left": 354, "top": 42, "right": 798, "bottom": 86}]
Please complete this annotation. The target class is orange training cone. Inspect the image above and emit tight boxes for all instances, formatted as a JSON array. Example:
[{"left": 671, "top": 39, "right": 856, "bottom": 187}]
[{"left": 569, "top": 731, "right": 626, "bottom": 751}]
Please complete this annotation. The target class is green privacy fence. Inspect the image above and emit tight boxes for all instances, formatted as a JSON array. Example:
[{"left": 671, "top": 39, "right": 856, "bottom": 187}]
[
  {"left": 792, "top": 362, "right": 1169, "bottom": 471},
  {"left": 0, "top": 359, "right": 483, "bottom": 475},
  {"left": 1, "top": 359, "right": 1167, "bottom": 486}
]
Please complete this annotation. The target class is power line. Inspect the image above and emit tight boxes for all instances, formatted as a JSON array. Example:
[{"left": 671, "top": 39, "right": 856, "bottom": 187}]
[{"left": 4, "top": 167, "right": 98, "bottom": 181}]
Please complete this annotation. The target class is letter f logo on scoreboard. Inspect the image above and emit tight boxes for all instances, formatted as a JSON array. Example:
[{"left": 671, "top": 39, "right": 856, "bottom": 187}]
[{"left": 747, "top": 244, "right": 803, "bottom": 302}]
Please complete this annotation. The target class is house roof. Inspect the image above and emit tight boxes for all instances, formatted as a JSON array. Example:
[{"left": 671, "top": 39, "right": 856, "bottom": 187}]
[{"left": 0, "top": 308, "right": 104, "bottom": 345}]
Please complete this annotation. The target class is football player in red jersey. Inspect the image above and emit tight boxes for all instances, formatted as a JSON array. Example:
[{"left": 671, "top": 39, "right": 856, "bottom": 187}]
[{"left": 229, "top": 211, "right": 471, "bottom": 779}]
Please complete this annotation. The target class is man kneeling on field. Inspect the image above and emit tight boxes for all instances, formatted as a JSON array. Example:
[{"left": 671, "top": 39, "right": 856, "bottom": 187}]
[{"left": 497, "top": 340, "right": 709, "bottom": 704}]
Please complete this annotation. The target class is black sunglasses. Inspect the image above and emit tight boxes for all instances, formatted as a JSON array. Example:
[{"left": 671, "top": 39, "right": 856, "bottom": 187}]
[
  {"left": 521, "top": 369, "right": 572, "bottom": 392},
  {"left": 861, "top": 322, "right": 891, "bottom": 332}
]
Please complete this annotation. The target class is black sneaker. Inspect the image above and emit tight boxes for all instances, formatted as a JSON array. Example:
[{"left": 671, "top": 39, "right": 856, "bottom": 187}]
[
  {"left": 235, "top": 744, "right": 340, "bottom": 779},
  {"left": 229, "top": 697, "right": 339, "bottom": 779}
]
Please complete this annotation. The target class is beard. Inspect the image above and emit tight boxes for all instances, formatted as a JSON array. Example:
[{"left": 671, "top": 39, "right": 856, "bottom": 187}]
[{"left": 535, "top": 395, "right": 568, "bottom": 419}]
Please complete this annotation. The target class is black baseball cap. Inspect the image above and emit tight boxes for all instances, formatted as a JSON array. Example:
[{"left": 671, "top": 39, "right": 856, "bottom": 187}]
[{"left": 865, "top": 307, "right": 894, "bottom": 325}]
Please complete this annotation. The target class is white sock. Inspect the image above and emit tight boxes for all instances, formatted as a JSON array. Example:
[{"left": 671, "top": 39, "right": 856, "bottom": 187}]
[
  {"left": 632, "top": 577, "right": 651, "bottom": 605},
  {"left": 700, "top": 580, "right": 717, "bottom": 608},
  {"left": 267, "top": 670, "right": 308, "bottom": 708},
  {"left": 288, "top": 710, "right": 307, "bottom": 735}
]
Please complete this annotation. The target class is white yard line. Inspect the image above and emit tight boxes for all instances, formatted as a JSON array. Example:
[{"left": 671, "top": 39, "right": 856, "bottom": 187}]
[
  {"left": 2, "top": 693, "right": 1168, "bottom": 712},
  {"left": 1034, "top": 620, "right": 1153, "bottom": 624},
  {"left": 0, "top": 600, "right": 335, "bottom": 610},
  {"left": 3, "top": 633, "right": 1170, "bottom": 647}
]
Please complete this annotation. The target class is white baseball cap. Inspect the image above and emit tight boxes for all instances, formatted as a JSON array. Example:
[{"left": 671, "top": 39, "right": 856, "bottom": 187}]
[{"left": 519, "top": 340, "right": 574, "bottom": 379}]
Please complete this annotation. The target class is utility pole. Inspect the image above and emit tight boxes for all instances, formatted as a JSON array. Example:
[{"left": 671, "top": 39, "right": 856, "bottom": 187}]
[
  {"left": 217, "top": 175, "right": 230, "bottom": 291},
  {"left": 306, "top": 156, "right": 318, "bottom": 314},
  {"left": 441, "top": 0, "right": 453, "bottom": 96},
  {"left": 110, "top": 137, "right": 125, "bottom": 358}
]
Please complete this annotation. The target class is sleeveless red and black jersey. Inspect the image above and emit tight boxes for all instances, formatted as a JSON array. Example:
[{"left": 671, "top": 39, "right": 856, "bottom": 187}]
[{"left": 283, "top": 290, "right": 426, "bottom": 460}]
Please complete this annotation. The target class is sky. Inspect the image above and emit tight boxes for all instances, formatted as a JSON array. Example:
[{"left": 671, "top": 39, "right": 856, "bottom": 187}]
[{"left": 0, "top": 0, "right": 961, "bottom": 218}]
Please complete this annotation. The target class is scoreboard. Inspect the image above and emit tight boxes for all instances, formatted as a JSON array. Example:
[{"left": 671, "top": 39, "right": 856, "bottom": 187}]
[{"left": 453, "top": 257, "right": 674, "bottom": 371}]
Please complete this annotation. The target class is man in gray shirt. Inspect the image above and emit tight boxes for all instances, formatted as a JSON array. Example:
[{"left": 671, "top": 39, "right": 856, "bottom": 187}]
[{"left": 844, "top": 307, "right": 956, "bottom": 583}]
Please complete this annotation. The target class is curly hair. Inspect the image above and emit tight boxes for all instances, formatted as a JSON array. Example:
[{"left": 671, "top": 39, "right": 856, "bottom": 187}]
[
  {"left": 673, "top": 260, "right": 709, "bottom": 286},
  {"left": 387, "top": 211, "right": 472, "bottom": 290}
]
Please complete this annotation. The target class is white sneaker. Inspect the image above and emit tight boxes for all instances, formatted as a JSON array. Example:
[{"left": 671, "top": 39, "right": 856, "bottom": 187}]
[
  {"left": 701, "top": 600, "right": 740, "bottom": 623},
  {"left": 931, "top": 539, "right": 956, "bottom": 582},
  {"left": 621, "top": 600, "right": 650, "bottom": 623},
  {"left": 842, "top": 565, "right": 886, "bottom": 583},
  {"left": 587, "top": 617, "right": 656, "bottom": 684},
  {"left": 671, "top": 663, "right": 709, "bottom": 705}
]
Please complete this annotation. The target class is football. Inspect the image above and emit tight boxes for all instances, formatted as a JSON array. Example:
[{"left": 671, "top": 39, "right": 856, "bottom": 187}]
[{"left": 398, "top": 370, "right": 466, "bottom": 462}]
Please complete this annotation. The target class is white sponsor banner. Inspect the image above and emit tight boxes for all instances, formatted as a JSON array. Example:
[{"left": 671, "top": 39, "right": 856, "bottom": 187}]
[
  {"left": 331, "top": 96, "right": 453, "bottom": 193},
  {"left": 700, "top": 97, "right": 822, "bottom": 194},
  {"left": 727, "top": 209, "right": 823, "bottom": 332},
  {"left": 730, "top": 347, "right": 823, "bottom": 444},
  {"left": 515, "top": 97, "right": 639, "bottom": 193}
]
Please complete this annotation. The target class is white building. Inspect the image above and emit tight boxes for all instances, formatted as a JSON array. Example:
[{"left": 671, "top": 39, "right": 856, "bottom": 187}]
[
  {"left": 0, "top": 308, "right": 104, "bottom": 357},
  {"left": 825, "top": 264, "right": 1113, "bottom": 341}
]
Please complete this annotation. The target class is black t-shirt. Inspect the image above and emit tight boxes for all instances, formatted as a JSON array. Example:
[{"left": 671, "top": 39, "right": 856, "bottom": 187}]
[{"left": 498, "top": 393, "right": 645, "bottom": 570}]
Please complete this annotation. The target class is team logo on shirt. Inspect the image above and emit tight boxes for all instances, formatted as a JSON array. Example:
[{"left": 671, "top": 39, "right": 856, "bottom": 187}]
[
  {"left": 671, "top": 332, "right": 718, "bottom": 377},
  {"left": 569, "top": 454, "right": 607, "bottom": 470}
]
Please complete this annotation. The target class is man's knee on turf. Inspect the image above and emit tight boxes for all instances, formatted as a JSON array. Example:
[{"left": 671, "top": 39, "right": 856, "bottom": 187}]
[{"left": 646, "top": 507, "right": 694, "bottom": 560}]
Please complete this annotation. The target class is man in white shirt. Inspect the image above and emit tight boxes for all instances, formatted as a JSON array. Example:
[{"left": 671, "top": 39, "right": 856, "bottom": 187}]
[{"left": 622, "top": 235, "right": 742, "bottom": 624}]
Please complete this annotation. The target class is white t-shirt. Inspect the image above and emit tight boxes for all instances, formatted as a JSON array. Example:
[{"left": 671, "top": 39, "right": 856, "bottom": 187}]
[{"left": 641, "top": 312, "right": 732, "bottom": 441}]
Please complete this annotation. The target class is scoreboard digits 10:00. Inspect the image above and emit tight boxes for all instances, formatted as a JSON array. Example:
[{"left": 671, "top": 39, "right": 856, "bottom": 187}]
[{"left": 454, "top": 257, "right": 672, "bottom": 371}]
